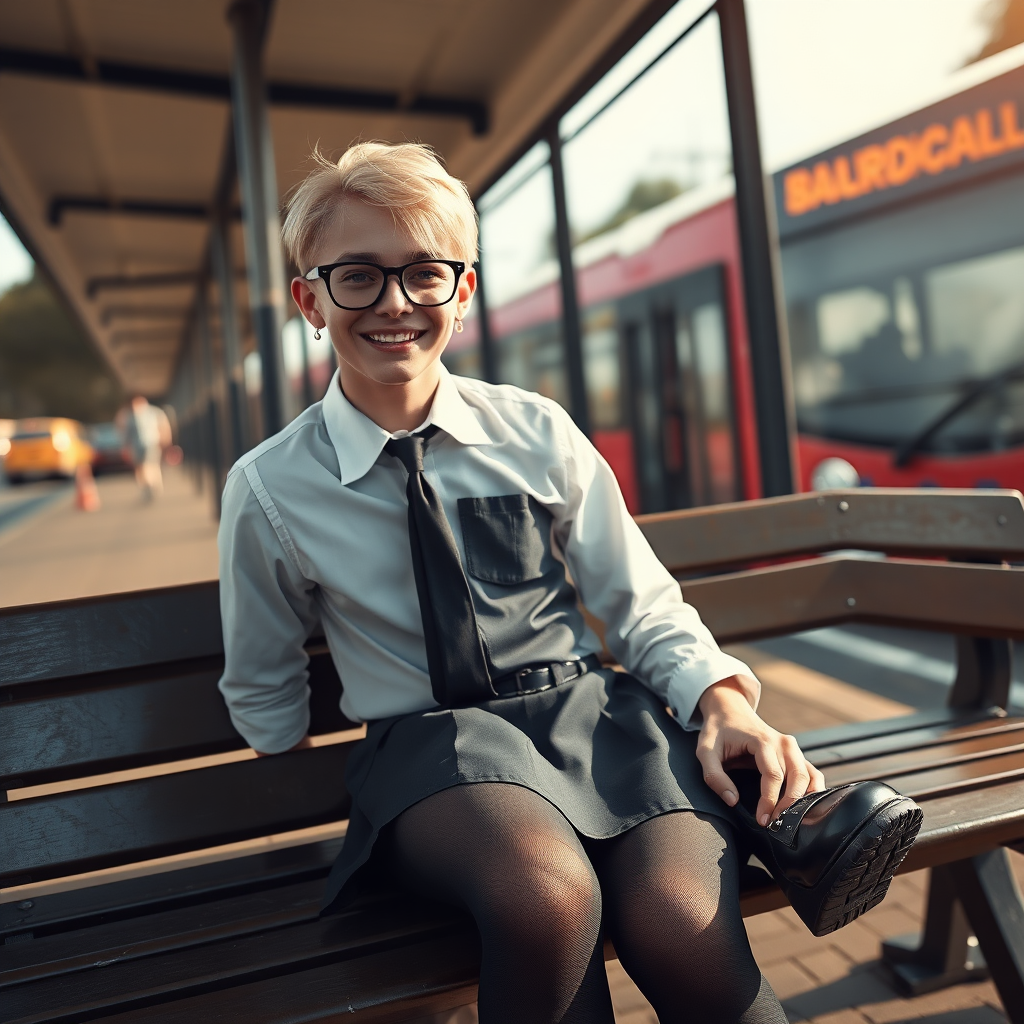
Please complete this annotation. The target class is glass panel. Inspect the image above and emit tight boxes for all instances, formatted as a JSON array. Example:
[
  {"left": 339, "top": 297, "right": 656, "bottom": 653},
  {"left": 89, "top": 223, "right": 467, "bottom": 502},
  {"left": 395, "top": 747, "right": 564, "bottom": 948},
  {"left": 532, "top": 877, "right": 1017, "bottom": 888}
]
[
  {"left": 558, "top": 5, "right": 741, "bottom": 511},
  {"left": 477, "top": 144, "right": 567, "bottom": 407},
  {"left": 562, "top": 13, "right": 731, "bottom": 249}
]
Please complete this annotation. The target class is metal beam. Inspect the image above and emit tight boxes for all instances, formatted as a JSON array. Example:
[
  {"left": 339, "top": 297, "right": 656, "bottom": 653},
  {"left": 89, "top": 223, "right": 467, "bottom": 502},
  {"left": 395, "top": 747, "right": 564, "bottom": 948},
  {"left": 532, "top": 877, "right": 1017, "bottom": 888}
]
[
  {"left": 49, "top": 196, "right": 244, "bottom": 226},
  {"left": 546, "top": 125, "right": 590, "bottom": 437},
  {"left": 0, "top": 46, "right": 488, "bottom": 134},
  {"left": 229, "top": 0, "right": 286, "bottom": 439},
  {"left": 717, "top": 0, "right": 795, "bottom": 496},
  {"left": 86, "top": 271, "right": 202, "bottom": 297},
  {"left": 101, "top": 305, "right": 187, "bottom": 325}
]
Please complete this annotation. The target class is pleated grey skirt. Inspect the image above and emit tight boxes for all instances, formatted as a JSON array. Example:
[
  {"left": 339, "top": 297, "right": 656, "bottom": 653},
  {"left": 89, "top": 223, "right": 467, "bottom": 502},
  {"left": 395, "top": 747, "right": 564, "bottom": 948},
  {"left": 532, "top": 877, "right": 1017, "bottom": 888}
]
[{"left": 320, "top": 667, "right": 730, "bottom": 912}]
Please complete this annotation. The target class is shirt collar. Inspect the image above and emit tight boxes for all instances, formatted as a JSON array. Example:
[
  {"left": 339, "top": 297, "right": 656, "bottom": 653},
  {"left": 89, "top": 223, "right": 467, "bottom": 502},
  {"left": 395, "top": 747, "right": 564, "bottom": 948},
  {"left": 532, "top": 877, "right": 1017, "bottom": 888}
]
[{"left": 321, "top": 364, "right": 492, "bottom": 485}]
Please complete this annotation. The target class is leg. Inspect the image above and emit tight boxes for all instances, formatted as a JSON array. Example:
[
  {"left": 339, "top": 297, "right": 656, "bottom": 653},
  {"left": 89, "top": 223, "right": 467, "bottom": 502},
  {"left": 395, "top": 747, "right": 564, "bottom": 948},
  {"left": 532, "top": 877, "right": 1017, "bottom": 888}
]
[
  {"left": 590, "top": 810, "right": 787, "bottom": 1024},
  {"left": 386, "top": 783, "right": 614, "bottom": 1024}
]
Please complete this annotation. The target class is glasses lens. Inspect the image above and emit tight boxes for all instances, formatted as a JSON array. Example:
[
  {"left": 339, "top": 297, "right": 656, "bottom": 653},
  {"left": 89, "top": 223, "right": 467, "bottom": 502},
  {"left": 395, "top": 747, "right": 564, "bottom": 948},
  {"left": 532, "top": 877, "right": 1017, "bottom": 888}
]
[
  {"left": 328, "top": 264, "right": 385, "bottom": 307},
  {"left": 402, "top": 261, "right": 457, "bottom": 306}
]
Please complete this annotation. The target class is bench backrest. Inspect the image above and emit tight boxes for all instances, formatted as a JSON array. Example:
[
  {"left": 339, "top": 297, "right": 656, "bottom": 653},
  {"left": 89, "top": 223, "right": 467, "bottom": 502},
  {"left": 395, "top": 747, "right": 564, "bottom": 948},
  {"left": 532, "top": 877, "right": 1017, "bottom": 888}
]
[{"left": 3, "top": 487, "right": 1023, "bottom": 890}]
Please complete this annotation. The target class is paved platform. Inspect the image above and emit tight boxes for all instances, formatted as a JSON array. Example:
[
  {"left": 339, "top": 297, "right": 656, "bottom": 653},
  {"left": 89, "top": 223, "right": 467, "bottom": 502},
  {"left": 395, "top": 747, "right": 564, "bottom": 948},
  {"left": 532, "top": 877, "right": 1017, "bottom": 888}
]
[{"left": 0, "top": 466, "right": 219, "bottom": 607}]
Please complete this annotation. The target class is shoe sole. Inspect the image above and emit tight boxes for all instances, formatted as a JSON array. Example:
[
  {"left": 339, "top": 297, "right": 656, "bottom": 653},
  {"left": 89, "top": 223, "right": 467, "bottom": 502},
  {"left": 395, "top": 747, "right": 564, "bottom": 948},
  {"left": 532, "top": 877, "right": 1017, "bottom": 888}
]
[{"left": 789, "top": 798, "right": 924, "bottom": 937}]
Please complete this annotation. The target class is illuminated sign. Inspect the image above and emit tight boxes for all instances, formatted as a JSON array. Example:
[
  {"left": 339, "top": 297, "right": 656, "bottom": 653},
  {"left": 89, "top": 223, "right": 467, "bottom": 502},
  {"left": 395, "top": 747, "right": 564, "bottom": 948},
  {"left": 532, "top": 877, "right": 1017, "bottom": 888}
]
[{"left": 773, "top": 64, "right": 1024, "bottom": 239}]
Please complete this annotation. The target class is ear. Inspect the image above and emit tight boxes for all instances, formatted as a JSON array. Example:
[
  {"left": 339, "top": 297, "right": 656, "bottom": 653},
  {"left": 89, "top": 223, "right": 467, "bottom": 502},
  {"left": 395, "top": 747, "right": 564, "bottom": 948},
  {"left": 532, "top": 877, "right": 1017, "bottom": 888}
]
[
  {"left": 455, "top": 265, "right": 477, "bottom": 320},
  {"left": 291, "top": 276, "right": 327, "bottom": 330}
]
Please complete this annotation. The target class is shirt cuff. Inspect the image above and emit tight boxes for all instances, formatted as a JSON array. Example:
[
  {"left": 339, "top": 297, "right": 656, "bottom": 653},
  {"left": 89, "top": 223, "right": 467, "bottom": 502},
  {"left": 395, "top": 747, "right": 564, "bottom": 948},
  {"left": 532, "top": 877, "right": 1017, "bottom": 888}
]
[
  {"left": 227, "top": 704, "right": 311, "bottom": 755},
  {"left": 666, "top": 650, "right": 761, "bottom": 731}
]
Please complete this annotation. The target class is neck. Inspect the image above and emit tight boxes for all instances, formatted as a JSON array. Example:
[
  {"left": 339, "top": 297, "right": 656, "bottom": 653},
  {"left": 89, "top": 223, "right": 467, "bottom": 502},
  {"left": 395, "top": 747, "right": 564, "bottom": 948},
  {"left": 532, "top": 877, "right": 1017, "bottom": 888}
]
[{"left": 339, "top": 363, "right": 442, "bottom": 433}]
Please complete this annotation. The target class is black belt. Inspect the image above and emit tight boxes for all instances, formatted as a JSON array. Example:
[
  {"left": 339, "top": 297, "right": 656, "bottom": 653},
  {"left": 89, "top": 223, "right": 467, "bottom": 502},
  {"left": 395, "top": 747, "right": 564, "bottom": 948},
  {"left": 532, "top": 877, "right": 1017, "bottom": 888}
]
[{"left": 490, "top": 654, "right": 602, "bottom": 698}]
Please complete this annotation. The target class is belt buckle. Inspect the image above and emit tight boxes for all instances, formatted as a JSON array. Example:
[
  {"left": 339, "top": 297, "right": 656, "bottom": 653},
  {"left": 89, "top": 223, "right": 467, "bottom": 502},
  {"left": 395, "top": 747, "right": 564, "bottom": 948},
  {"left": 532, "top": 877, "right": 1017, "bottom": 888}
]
[{"left": 514, "top": 665, "right": 551, "bottom": 696}]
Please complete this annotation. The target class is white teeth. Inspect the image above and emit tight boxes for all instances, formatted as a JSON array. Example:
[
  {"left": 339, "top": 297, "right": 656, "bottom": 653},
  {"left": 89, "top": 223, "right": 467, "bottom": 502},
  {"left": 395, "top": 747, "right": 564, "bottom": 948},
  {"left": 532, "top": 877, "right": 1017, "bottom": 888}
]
[{"left": 367, "top": 331, "right": 419, "bottom": 343}]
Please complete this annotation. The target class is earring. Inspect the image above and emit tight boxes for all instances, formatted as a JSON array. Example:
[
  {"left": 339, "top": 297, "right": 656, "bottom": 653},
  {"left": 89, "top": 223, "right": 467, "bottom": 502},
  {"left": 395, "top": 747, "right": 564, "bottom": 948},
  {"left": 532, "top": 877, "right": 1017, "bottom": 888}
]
[
  {"left": 314, "top": 327, "right": 322, "bottom": 341},
  {"left": 454, "top": 319, "right": 464, "bottom": 334}
]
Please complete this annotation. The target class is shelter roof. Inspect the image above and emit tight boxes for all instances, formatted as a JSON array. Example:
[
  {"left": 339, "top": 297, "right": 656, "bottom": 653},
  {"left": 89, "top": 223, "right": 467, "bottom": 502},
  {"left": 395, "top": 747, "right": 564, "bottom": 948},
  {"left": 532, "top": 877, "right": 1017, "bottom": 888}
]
[{"left": 0, "top": 0, "right": 667, "bottom": 395}]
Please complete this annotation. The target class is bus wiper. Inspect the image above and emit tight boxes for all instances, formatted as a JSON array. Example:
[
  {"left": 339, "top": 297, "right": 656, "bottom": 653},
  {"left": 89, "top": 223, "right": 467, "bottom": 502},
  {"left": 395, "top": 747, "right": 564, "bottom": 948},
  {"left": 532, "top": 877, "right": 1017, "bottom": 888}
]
[{"left": 892, "top": 358, "right": 1024, "bottom": 467}]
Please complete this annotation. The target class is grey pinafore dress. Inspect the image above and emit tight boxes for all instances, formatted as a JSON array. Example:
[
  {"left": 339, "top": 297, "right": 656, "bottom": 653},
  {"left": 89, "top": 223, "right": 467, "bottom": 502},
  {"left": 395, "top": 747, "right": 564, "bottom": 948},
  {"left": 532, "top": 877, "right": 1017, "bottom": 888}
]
[{"left": 320, "top": 492, "right": 730, "bottom": 913}]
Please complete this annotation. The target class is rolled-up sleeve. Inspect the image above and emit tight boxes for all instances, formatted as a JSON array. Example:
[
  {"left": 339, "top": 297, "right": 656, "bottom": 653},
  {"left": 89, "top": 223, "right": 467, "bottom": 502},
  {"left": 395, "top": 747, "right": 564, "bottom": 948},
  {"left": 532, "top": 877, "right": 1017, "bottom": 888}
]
[
  {"left": 551, "top": 410, "right": 759, "bottom": 730},
  {"left": 217, "top": 464, "right": 319, "bottom": 753}
]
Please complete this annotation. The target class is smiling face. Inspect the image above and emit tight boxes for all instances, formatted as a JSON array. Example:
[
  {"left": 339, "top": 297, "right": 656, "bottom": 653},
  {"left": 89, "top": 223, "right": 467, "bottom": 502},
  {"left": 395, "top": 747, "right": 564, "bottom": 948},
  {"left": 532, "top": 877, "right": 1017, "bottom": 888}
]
[{"left": 291, "top": 200, "right": 475, "bottom": 428}]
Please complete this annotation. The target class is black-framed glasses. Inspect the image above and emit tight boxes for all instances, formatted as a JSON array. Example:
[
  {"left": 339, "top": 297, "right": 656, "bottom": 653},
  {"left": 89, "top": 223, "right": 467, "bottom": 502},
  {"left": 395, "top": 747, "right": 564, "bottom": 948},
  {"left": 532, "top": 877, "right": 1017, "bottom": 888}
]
[{"left": 304, "top": 259, "right": 465, "bottom": 310}]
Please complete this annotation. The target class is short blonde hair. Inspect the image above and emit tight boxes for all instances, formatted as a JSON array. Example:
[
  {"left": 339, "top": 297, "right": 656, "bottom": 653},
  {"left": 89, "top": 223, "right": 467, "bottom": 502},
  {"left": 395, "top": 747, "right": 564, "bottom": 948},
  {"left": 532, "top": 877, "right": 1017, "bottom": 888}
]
[{"left": 282, "top": 142, "right": 478, "bottom": 272}]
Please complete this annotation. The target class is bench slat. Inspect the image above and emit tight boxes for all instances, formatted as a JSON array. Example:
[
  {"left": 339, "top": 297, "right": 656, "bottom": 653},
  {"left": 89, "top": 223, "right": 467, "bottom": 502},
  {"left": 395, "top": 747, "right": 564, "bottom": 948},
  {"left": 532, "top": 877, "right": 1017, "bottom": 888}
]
[
  {"left": 38, "top": 927, "right": 482, "bottom": 1024},
  {"left": 0, "top": 877, "right": 325, "bottom": 988},
  {"left": 816, "top": 722, "right": 1024, "bottom": 779},
  {"left": 637, "top": 488, "right": 1024, "bottom": 573},
  {"left": 0, "top": 651, "right": 353, "bottom": 788},
  {"left": 826, "top": 746, "right": 1024, "bottom": 801},
  {"left": 1, "top": 899, "right": 467, "bottom": 1024},
  {"left": 805, "top": 717, "right": 1024, "bottom": 768},
  {"left": 0, "top": 838, "right": 343, "bottom": 940},
  {"left": 0, "top": 583, "right": 223, "bottom": 687},
  {"left": 0, "top": 745, "right": 354, "bottom": 887},
  {"left": 684, "top": 557, "right": 1024, "bottom": 644}
]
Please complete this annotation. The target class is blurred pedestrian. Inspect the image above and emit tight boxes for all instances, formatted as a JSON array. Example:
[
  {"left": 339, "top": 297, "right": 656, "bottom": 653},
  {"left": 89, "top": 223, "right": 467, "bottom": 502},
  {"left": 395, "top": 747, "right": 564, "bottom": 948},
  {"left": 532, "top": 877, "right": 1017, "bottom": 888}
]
[{"left": 118, "top": 396, "right": 171, "bottom": 501}]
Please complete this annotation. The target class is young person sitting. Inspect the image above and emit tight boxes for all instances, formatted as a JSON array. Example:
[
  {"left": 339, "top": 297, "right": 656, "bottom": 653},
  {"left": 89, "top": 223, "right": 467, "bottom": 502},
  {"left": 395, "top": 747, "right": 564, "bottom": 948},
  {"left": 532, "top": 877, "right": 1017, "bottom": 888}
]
[{"left": 218, "top": 141, "right": 921, "bottom": 1024}]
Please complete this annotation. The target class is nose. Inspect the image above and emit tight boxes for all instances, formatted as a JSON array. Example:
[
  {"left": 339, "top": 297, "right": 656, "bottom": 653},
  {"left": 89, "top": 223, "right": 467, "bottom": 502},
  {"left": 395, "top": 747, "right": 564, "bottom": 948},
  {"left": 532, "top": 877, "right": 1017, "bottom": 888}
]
[{"left": 374, "top": 274, "right": 413, "bottom": 317}]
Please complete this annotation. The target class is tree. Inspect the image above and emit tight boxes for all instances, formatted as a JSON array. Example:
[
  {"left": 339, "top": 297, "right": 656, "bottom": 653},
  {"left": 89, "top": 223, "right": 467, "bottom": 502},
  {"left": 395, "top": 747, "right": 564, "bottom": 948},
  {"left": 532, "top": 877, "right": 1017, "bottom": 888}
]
[
  {"left": 0, "top": 270, "right": 124, "bottom": 423},
  {"left": 578, "top": 178, "right": 686, "bottom": 244},
  {"left": 967, "top": 0, "right": 1024, "bottom": 63}
]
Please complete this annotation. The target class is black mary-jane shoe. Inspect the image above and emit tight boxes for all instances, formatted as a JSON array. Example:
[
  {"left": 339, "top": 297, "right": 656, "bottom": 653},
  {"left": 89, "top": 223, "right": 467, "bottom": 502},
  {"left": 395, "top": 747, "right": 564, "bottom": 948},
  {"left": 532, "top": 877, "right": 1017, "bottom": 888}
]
[{"left": 731, "top": 770, "right": 924, "bottom": 936}]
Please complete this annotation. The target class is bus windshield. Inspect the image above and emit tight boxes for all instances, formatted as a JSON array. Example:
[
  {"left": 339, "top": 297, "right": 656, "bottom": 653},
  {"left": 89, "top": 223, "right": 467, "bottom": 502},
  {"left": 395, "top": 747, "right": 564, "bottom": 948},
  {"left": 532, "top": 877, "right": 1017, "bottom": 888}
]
[{"left": 787, "top": 242, "right": 1024, "bottom": 454}]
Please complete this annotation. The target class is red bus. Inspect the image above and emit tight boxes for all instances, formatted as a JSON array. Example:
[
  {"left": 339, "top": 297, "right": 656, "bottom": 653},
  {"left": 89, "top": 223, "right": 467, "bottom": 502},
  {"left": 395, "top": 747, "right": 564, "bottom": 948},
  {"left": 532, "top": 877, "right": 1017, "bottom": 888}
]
[{"left": 446, "top": 51, "right": 1024, "bottom": 514}]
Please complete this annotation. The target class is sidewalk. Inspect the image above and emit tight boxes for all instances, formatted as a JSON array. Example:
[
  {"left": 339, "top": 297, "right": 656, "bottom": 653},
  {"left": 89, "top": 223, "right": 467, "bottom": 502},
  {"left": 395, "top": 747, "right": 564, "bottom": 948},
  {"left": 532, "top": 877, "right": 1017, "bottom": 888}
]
[{"left": 0, "top": 466, "right": 219, "bottom": 607}]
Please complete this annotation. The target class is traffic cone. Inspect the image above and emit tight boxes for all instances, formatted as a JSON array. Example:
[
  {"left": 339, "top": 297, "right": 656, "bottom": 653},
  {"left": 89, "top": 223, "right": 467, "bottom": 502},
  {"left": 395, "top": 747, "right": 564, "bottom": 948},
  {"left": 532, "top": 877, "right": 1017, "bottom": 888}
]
[{"left": 75, "top": 462, "right": 101, "bottom": 512}]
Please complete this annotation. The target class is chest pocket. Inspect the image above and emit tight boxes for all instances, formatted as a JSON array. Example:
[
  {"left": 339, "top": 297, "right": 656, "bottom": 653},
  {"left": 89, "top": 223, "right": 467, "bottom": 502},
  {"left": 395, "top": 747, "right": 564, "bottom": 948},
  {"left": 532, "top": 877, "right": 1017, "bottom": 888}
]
[{"left": 458, "top": 494, "right": 550, "bottom": 585}]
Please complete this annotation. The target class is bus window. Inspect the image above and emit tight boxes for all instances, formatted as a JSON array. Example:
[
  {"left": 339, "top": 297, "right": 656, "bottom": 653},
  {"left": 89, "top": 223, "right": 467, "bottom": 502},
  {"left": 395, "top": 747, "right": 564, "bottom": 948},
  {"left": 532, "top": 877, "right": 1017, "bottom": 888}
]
[
  {"left": 495, "top": 321, "right": 567, "bottom": 406},
  {"left": 789, "top": 242, "right": 1024, "bottom": 456}
]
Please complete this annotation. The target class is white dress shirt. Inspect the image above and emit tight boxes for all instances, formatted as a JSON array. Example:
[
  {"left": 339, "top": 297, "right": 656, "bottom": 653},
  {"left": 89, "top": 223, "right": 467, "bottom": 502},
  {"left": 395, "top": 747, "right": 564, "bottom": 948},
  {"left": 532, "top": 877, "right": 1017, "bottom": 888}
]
[{"left": 217, "top": 366, "right": 759, "bottom": 754}]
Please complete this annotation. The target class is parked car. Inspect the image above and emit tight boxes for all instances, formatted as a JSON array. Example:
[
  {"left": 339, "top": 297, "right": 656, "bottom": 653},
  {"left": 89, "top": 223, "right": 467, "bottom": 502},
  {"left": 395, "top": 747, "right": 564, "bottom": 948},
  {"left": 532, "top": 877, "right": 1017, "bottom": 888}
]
[
  {"left": 3, "top": 417, "right": 94, "bottom": 483},
  {"left": 88, "top": 421, "right": 134, "bottom": 475}
]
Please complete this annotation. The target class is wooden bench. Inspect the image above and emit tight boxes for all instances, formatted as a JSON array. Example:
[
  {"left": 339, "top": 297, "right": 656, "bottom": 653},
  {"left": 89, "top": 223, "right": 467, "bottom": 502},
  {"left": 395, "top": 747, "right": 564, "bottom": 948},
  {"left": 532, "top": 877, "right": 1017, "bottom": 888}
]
[{"left": 2, "top": 487, "right": 1024, "bottom": 1023}]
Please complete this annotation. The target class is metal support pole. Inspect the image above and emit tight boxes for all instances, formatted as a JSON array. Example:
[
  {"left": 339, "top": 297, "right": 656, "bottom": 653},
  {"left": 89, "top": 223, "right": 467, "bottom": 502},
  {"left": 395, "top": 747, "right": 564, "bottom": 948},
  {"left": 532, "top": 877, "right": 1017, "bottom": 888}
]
[
  {"left": 210, "top": 213, "right": 249, "bottom": 459},
  {"left": 473, "top": 259, "right": 498, "bottom": 384},
  {"left": 546, "top": 125, "right": 590, "bottom": 437},
  {"left": 717, "top": 0, "right": 795, "bottom": 496},
  {"left": 198, "top": 282, "right": 225, "bottom": 514},
  {"left": 228, "top": 0, "right": 286, "bottom": 439}
]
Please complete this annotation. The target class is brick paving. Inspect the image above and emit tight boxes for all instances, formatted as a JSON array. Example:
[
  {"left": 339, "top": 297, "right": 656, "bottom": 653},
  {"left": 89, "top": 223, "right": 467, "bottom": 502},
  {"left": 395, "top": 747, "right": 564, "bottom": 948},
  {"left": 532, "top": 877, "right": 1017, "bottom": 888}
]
[{"left": 0, "top": 465, "right": 219, "bottom": 607}]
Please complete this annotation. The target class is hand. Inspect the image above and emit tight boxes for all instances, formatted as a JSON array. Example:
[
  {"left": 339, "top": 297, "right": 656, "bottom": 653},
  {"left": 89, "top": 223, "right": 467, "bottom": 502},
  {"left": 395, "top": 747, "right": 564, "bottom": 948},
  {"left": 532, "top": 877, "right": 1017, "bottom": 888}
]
[
  {"left": 254, "top": 734, "right": 314, "bottom": 757},
  {"left": 696, "top": 676, "right": 826, "bottom": 826}
]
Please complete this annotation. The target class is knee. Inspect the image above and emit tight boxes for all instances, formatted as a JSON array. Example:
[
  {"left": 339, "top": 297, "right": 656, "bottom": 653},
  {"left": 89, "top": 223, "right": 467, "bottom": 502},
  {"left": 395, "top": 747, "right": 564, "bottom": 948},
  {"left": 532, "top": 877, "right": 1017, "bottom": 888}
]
[{"left": 479, "top": 838, "right": 603, "bottom": 945}]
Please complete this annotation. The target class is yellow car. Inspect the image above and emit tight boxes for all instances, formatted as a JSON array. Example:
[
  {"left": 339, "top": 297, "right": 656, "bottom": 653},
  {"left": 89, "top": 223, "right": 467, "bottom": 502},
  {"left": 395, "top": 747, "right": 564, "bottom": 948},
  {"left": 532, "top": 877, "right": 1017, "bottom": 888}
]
[{"left": 2, "top": 417, "right": 94, "bottom": 483}]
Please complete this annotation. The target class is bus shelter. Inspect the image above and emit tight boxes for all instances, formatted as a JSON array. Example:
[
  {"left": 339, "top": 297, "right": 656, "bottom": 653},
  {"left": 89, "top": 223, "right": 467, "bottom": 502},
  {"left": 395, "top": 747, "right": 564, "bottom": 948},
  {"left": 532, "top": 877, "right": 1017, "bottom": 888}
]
[{"left": 0, "top": 0, "right": 795, "bottom": 505}]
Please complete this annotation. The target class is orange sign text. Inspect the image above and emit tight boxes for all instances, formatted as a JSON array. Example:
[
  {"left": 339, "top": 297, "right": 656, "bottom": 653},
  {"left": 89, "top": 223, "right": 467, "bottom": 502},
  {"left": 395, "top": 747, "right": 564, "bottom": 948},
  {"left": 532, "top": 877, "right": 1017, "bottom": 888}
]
[{"left": 784, "top": 100, "right": 1024, "bottom": 217}]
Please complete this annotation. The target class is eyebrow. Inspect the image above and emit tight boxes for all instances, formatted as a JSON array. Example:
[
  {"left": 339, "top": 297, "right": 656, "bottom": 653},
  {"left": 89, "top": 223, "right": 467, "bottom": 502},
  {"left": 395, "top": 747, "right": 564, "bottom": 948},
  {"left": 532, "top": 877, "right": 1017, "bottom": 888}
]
[{"left": 327, "top": 250, "right": 439, "bottom": 264}]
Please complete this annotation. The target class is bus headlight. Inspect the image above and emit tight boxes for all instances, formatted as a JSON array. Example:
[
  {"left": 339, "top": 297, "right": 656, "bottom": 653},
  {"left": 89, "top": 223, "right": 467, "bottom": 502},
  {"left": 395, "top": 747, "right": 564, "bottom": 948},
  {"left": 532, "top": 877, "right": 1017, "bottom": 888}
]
[
  {"left": 811, "top": 457, "right": 860, "bottom": 491},
  {"left": 52, "top": 430, "right": 71, "bottom": 452}
]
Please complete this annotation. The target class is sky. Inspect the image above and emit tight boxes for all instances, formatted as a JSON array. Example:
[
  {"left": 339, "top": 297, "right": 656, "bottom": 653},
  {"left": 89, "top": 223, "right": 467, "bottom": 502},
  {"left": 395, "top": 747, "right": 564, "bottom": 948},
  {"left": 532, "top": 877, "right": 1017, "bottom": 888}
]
[{"left": 0, "top": 0, "right": 1001, "bottom": 301}]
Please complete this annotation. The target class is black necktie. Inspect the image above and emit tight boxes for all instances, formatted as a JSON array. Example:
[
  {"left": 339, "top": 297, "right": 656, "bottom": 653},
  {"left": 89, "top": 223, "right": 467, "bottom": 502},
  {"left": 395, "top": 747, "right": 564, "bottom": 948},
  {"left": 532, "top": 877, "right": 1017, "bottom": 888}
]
[{"left": 385, "top": 426, "right": 493, "bottom": 706}]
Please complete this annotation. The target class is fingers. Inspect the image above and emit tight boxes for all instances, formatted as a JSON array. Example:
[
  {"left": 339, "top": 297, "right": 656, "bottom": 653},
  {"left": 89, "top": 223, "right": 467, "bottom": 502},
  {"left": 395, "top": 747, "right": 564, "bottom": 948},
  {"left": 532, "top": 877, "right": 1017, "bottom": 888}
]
[
  {"left": 752, "top": 742, "right": 785, "bottom": 826},
  {"left": 773, "top": 734, "right": 812, "bottom": 817},
  {"left": 696, "top": 735, "right": 739, "bottom": 808}
]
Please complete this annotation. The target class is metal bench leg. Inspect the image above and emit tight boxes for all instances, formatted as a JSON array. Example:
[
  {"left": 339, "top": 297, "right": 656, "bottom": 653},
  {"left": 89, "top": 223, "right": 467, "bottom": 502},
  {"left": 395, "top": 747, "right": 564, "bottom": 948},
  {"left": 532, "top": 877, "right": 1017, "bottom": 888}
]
[
  {"left": 881, "top": 865, "right": 988, "bottom": 995},
  {"left": 949, "top": 849, "right": 1024, "bottom": 1024}
]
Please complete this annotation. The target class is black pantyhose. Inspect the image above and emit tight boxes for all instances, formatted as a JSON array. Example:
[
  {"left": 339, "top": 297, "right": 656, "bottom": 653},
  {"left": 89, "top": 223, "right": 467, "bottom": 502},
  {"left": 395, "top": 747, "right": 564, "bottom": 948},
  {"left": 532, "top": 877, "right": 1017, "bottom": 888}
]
[{"left": 386, "top": 783, "right": 787, "bottom": 1024}]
